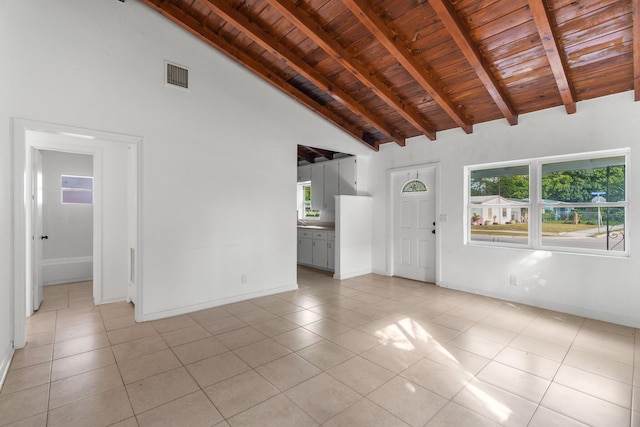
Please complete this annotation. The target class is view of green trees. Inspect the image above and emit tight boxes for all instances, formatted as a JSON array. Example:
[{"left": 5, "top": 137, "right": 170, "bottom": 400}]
[
  {"left": 542, "top": 166, "right": 625, "bottom": 203},
  {"left": 470, "top": 165, "right": 625, "bottom": 203},
  {"left": 470, "top": 174, "right": 528, "bottom": 199}
]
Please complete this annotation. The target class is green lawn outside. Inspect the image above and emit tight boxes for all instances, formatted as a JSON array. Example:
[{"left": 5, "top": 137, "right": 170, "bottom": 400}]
[{"left": 471, "top": 222, "right": 596, "bottom": 236}]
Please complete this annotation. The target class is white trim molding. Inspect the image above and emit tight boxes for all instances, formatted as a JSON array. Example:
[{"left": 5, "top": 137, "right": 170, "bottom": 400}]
[
  {"left": 0, "top": 344, "right": 15, "bottom": 392},
  {"left": 42, "top": 256, "right": 93, "bottom": 286}
]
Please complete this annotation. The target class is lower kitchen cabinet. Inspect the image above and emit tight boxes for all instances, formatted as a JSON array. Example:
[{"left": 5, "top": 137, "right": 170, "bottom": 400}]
[
  {"left": 297, "top": 228, "right": 335, "bottom": 272},
  {"left": 312, "top": 239, "right": 328, "bottom": 269},
  {"left": 327, "top": 238, "right": 335, "bottom": 270},
  {"left": 298, "top": 238, "right": 312, "bottom": 265}
]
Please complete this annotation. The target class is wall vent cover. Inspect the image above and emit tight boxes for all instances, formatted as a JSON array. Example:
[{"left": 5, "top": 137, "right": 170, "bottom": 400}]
[{"left": 166, "top": 62, "right": 189, "bottom": 89}]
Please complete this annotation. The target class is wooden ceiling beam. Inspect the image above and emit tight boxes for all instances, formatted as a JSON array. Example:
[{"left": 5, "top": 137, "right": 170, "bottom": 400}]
[
  {"left": 306, "top": 147, "right": 335, "bottom": 159},
  {"left": 527, "top": 0, "right": 577, "bottom": 114},
  {"left": 634, "top": 0, "right": 640, "bottom": 101},
  {"left": 265, "top": 0, "right": 437, "bottom": 141},
  {"left": 140, "top": 0, "right": 377, "bottom": 150},
  {"left": 342, "top": 0, "right": 473, "bottom": 134},
  {"left": 428, "top": 0, "right": 518, "bottom": 126},
  {"left": 199, "top": 0, "right": 405, "bottom": 147},
  {"left": 297, "top": 147, "right": 316, "bottom": 163}
]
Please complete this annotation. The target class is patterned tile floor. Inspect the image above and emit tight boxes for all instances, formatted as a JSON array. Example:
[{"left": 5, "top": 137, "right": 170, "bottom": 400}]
[{"left": 1, "top": 266, "right": 639, "bottom": 426}]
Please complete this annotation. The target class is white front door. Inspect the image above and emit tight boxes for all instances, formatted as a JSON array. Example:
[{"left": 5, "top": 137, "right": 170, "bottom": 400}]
[
  {"left": 32, "top": 149, "right": 44, "bottom": 311},
  {"left": 392, "top": 166, "right": 436, "bottom": 282}
]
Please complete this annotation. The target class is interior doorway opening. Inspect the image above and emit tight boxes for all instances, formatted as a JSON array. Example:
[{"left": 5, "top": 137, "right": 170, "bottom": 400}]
[
  {"left": 31, "top": 150, "right": 95, "bottom": 313},
  {"left": 13, "top": 119, "right": 142, "bottom": 348}
]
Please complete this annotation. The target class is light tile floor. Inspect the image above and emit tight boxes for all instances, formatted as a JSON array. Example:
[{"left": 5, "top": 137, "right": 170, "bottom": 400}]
[{"left": 1, "top": 267, "right": 639, "bottom": 426}]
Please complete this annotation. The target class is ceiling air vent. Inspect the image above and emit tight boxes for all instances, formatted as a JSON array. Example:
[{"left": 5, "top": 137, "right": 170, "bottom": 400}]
[{"left": 166, "top": 62, "right": 189, "bottom": 89}]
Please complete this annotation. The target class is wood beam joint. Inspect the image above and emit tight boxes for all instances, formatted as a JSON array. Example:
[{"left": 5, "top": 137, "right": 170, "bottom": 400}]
[
  {"left": 265, "top": 0, "right": 433, "bottom": 142},
  {"left": 429, "top": 0, "right": 518, "bottom": 126},
  {"left": 343, "top": 0, "right": 473, "bottom": 134},
  {"left": 200, "top": 0, "right": 405, "bottom": 147},
  {"left": 527, "top": 0, "right": 577, "bottom": 114}
]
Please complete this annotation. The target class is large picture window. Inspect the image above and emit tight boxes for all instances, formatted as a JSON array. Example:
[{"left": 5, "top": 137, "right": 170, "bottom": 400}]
[
  {"left": 468, "top": 165, "right": 530, "bottom": 246},
  {"left": 540, "top": 156, "right": 626, "bottom": 252},
  {"left": 466, "top": 150, "right": 628, "bottom": 256}
]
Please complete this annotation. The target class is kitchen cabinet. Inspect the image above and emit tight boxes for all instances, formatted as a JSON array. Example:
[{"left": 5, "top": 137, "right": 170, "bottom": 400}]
[
  {"left": 327, "top": 232, "right": 336, "bottom": 270},
  {"left": 310, "top": 163, "right": 324, "bottom": 210},
  {"left": 297, "top": 228, "right": 334, "bottom": 271},
  {"left": 338, "top": 157, "right": 356, "bottom": 195},
  {"left": 297, "top": 164, "right": 311, "bottom": 182},
  {"left": 302, "top": 156, "right": 357, "bottom": 212},
  {"left": 312, "top": 239, "right": 328, "bottom": 269},
  {"left": 323, "top": 161, "right": 339, "bottom": 211},
  {"left": 297, "top": 229, "right": 313, "bottom": 265}
]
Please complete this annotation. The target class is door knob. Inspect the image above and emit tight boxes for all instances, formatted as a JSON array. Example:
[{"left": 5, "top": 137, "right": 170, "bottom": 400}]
[
  {"left": 41, "top": 235, "right": 48, "bottom": 240},
  {"left": 432, "top": 230, "right": 436, "bottom": 234}
]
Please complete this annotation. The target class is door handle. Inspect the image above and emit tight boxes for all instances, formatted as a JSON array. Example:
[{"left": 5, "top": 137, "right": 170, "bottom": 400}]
[
  {"left": 432, "top": 230, "right": 435, "bottom": 234},
  {"left": 41, "top": 235, "right": 49, "bottom": 240}
]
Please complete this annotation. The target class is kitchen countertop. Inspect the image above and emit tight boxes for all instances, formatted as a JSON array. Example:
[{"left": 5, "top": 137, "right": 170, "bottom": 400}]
[{"left": 297, "top": 221, "right": 335, "bottom": 230}]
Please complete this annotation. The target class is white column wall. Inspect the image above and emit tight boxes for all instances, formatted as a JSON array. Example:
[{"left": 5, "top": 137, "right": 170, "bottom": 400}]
[
  {"left": 0, "top": 0, "right": 13, "bottom": 382},
  {"left": 371, "top": 92, "right": 640, "bottom": 327}
]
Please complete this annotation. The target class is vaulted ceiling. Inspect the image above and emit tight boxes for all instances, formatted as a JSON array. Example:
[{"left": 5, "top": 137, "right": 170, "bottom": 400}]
[{"left": 140, "top": 0, "right": 640, "bottom": 151}]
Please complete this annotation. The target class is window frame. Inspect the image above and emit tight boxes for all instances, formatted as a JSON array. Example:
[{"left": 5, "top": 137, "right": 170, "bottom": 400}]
[
  {"left": 465, "top": 161, "right": 532, "bottom": 249},
  {"left": 465, "top": 149, "right": 630, "bottom": 257},
  {"left": 61, "top": 174, "right": 94, "bottom": 205}
]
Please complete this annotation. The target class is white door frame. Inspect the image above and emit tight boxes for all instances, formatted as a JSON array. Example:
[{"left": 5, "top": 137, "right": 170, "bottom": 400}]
[
  {"left": 32, "top": 149, "right": 44, "bottom": 312},
  {"left": 12, "top": 118, "right": 143, "bottom": 348},
  {"left": 387, "top": 162, "right": 442, "bottom": 283}
]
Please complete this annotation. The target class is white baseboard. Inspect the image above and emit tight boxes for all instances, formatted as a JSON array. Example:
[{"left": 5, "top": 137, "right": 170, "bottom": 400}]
[
  {"left": 333, "top": 268, "right": 373, "bottom": 280},
  {"left": 438, "top": 280, "right": 640, "bottom": 328},
  {"left": 42, "top": 256, "right": 93, "bottom": 265},
  {"left": 138, "top": 283, "right": 299, "bottom": 322},
  {"left": 0, "top": 343, "right": 15, "bottom": 391},
  {"left": 44, "top": 276, "right": 93, "bottom": 286},
  {"left": 99, "top": 295, "right": 129, "bottom": 305},
  {"left": 43, "top": 256, "right": 92, "bottom": 286}
]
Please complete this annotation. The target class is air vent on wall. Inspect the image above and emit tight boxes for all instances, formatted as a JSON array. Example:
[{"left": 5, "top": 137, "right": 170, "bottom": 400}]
[{"left": 166, "top": 62, "right": 189, "bottom": 89}]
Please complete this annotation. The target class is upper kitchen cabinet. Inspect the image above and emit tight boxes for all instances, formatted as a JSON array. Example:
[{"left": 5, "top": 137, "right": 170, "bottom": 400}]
[
  {"left": 323, "top": 161, "right": 339, "bottom": 211},
  {"left": 338, "top": 157, "right": 356, "bottom": 196},
  {"left": 298, "top": 152, "right": 365, "bottom": 212},
  {"left": 310, "top": 162, "right": 325, "bottom": 210},
  {"left": 297, "top": 164, "right": 311, "bottom": 182}
]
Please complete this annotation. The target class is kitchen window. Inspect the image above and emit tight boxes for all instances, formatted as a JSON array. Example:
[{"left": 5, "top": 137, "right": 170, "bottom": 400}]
[
  {"left": 466, "top": 149, "right": 629, "bottom": 256},
  {"left": 298, "top": 182, "right": 319, "bottom": 218}
]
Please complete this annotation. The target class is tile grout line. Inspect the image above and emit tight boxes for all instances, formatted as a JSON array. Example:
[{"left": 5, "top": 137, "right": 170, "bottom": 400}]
[{"left": 8, "top": 275, "right": 638, "bottom": 427}]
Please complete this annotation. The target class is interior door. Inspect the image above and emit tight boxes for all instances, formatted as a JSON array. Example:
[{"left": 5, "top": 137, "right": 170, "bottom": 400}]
[
  {"left": 393, "top": 167, "right": 436, "bottom": 282},
  {"left": 32, "top": 149, "right": 44, "bottom": 311}
]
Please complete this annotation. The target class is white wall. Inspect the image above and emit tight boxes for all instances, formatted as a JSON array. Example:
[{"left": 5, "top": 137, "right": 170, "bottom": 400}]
[
  {"left": 371, "top": 92, "right": 640, "bottom": 327},
  {"left": 1, "top": 0, "right": 369, "bottom": 352},
  {"left": 335, "top": 196, "right": 373, "bottom": 279},
  {"left": 41, "top": 151, "right": 93, "bottom": 285},
  {"left": 0, "top": 0, "right": 13, "bottom": 385}
]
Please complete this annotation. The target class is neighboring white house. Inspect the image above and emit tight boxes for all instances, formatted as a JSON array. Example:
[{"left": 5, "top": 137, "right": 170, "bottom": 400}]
[{"left": 469, "top": 195, "right": 528, "bottom": 225}]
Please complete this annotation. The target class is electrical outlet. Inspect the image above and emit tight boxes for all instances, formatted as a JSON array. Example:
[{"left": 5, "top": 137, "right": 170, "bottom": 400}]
[
  {"left": 241, "top": 274, "right": 247, "bottom": 284},
  {"left": 510, "top": 275, "right": 517, "bottom": 286}
]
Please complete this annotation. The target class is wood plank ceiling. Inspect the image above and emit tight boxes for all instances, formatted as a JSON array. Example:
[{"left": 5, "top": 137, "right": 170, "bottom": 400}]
[{"left": 141, "top": 0, "right": 639, "bottom": 151}]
